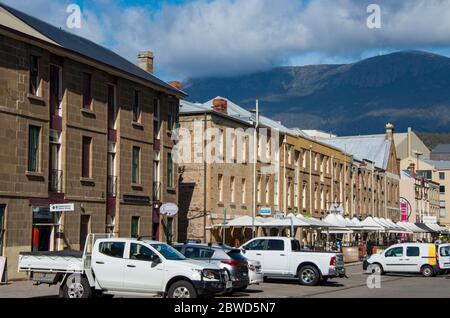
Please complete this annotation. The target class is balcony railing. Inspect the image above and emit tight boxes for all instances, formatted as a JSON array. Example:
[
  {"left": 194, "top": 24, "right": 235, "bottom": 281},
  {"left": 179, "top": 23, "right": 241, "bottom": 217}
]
[
  {"left": 49, "top": 169, "right": 63, "bottom": 193},
  {"left": 107, "top": 175, "right": 118, "bottom": 197},
  {"left": 153, "top": 181, "right": 161, "bottom": 201}
]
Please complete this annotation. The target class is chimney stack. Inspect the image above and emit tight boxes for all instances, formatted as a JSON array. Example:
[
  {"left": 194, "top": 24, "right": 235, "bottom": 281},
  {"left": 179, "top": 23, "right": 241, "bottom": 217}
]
[
  {"left": 168, "top": 81, "right": 182, "bottom": 90},
  {"left": 385, "top": 123, "right": 394, "bottom": 140},
  {"left": 138, "top": 51, "right": 154, "bottom": 74},
  {"left": 212, "top": 98, "right": 228, "bottom": 114},
  {"left": 408, "top": 163, "right": 415, "bottom": 177}
]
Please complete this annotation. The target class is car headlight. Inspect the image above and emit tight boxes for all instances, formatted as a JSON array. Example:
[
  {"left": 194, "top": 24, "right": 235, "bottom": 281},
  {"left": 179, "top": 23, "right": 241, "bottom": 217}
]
[{"left": 202, "top": 269, "right": 219, "bottom": 280}]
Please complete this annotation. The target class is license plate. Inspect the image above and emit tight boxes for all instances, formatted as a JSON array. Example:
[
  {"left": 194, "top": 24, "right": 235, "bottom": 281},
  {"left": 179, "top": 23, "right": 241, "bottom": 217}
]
[{"left": 226, "top": 281, "right": 233, "bottom": 289}]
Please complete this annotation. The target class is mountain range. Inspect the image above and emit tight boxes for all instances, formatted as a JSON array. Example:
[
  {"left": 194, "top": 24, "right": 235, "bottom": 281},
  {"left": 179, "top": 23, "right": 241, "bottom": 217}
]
[{"left": 182, "top": 51, "right": 450, "bottom": 136}]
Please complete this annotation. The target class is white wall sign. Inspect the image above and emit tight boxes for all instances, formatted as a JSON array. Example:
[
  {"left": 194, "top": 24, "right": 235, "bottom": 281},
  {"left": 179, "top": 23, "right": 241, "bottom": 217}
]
[
  {"left": 330, "top": 204, "right": 344, "bottom": 215},
  {"left": 423, "top": 216, "right": 437, "bottom": 224},
  {"left": 160, "top": 203, "right": 178, "bottom": 217},
  {"left": 50, "top": 203, "right": 74, "bottom": 212}
]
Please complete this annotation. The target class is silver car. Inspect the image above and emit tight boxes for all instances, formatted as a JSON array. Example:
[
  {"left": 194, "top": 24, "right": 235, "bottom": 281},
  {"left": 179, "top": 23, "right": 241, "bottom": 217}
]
[{"left": 174, "top": 243, "right": 250, "bottom": 292}]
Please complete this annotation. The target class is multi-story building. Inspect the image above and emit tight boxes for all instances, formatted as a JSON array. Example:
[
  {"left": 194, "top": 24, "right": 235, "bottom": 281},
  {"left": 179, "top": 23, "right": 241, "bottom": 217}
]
[
  {"left": 178, "top": 97, "right": 401, "bottom": 245},
  {"left": 0, "top": 4, "right": 184, "bottom": 279},
  {"left": 402, "top": 157, "right": 450, "bottom": 228},
  {"left": 399, "top": 163, "right": 440, "bottom": 223},
  {"left": 313, "top": 124, "right": 401, "bottom": 221}
]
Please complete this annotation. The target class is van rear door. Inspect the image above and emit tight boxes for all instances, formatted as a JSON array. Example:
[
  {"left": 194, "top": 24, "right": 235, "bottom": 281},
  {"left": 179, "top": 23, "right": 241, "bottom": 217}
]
[{"left": 438, "top": 244, "right": 450, "bottom": 270}]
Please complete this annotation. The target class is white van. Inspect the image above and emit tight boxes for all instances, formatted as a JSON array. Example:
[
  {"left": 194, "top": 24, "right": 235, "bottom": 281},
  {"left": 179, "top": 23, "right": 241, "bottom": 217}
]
[
  {"left": 363, "top": 243, "right": 450, "bottom": 277},
  {"left": 438, "top": 244, "right": 450, "bottom": 271}
]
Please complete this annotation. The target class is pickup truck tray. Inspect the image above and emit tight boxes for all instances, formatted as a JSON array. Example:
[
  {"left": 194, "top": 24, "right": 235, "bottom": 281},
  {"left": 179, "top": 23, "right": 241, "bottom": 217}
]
[
  {"left": 19, "top": 250, "right": 83, "bottom": 258},
  {"left": 18, "top": 250, "right": 84, "bottom": 273}
]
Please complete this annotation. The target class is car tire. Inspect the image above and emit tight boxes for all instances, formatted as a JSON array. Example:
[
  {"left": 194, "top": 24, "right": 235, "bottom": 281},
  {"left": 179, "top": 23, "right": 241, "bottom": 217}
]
[
  {"left": 370, "top": 263, "right": 384, "bottom": 275},
  {"left": 61, "top": 274, "right": 92, "bottom": 299},
  {"left": 167, "top": 280, "right": 198, "bottom": 298},
  {"left": 421, "top": 265, "right": 435, "bottom": 277},
  {"left": 298, "top": 265, "right": 320, "bottom": 286}
]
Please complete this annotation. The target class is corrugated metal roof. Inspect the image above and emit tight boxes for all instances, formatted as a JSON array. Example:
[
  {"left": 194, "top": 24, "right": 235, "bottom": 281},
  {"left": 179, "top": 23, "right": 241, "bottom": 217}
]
[
  {"left": 423, "top": 159, "right": 450, "bottom": 170},
  {"left": 320, "top": 135, "right": 391, "bottom": 170},
  {"left": 432, "top": 144, "right": 450, "bottom": 154},
  {"left": 0, "top": 2, "right": 185, "bottom": 96}
]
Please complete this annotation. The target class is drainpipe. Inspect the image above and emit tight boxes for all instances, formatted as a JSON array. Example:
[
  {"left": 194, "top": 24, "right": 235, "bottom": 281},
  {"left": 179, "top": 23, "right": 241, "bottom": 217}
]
[{"left": 203, "top": 112, "right": 207, "bottom": 242}]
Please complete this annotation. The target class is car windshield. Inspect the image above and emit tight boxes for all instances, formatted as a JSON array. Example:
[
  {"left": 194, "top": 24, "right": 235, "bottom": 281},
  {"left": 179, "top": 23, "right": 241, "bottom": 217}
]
[{"left": 151, "top": 243, "right": 186, "bottom": 260}]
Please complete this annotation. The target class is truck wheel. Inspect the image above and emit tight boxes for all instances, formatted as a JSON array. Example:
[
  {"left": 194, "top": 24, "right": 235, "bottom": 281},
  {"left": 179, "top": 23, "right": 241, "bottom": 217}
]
[
  {"left": 421, "top": 265, "right": 435, "bottom": 277},
  {"left": 167, "top": 281, "right": 197, "bottom": 298},
  {"left": 62, "top": 274, "right": 92, "bottom": 299},
  {"left": 298, "top": 265, "right": 320, "bottom": 286}
]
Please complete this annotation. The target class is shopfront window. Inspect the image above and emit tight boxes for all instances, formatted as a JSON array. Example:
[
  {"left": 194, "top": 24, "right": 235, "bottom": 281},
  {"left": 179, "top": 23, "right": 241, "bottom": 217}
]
[{"left": 32, "top": 208, "right": 58, "bottom": 252}]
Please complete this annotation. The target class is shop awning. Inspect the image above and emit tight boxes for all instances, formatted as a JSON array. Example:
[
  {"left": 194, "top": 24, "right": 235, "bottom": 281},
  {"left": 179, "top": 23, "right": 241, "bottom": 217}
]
[
  {"left": 396, "top": 222, "right": 428, "bottom": 233},
  {"left": 425, "top": 223, "right": 449, "bottom": 234},
  {"left": 258, "top": 215, "right": 311, "bottom": 228},
  {"left": 359, "top": 217, "right": 386, "bottom": 231},
  {"left": 213, "top": 215, "right": 265, "bottom": 228},
  {"left": 296, "top": 214, "right": 332, "bottom": 228},
  {"left": 415, "top": 223, "right": 438, "bottom": 233}
]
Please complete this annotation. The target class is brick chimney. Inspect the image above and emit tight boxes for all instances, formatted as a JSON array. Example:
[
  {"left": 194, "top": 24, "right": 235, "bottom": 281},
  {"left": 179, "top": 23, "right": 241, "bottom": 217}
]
[
  {"left": 168, "top": 81, "right": 182, "bottom": 90},
  {"left": 138, "top": 51, "right": 154, "bottom": 73},
  {"left": 408, "top": 163, "right": 415, "bottom": 177},
  {"left": 212, "top": 98, "right": 228, "bottom": 114},
  {"left": 385, "top": 122, "right": 394, "bottom": 140}
]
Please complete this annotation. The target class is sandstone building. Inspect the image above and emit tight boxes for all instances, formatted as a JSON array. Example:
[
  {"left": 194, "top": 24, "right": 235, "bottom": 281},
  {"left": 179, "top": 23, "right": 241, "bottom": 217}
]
[{"left": 0, "top": 4, "right": 184, "bottom": 279}]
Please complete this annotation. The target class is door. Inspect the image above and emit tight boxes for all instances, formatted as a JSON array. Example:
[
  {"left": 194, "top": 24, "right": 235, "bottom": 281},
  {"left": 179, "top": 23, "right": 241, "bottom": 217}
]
[
  {"left": 263, "top": 239, "right": 289, "bottom": 275},
  {"left": 438, "top": 244, "right": 450, "bottom": 270},
  {"left": 403, "top": 245, "right": 422, "bottom": 272},
  {"left": 383, "top": 246, "right": 405, "bottom": 272},
  {"left": 80, "top": 215, "right": 91, "bottom": 251},
  {"left": 123, "top": 243, "right": 165, "bottom": 292},
  {"left": 92, "top": 241, "right": 126, "bottom": 290},
  {"left": 242, "top": 239, "right": 266, "bottom": 269}
]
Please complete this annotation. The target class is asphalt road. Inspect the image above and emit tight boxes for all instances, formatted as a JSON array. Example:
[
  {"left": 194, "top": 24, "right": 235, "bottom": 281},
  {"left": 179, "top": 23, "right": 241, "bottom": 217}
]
[{"left": 1, "top": 264, "right": 449, "bottom": 298}]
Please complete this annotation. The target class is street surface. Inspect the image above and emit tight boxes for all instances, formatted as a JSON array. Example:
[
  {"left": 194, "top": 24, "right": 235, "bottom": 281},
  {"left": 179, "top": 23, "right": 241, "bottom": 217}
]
[{"left": 1, "top": 264, "right": 449, "bottom": 298}]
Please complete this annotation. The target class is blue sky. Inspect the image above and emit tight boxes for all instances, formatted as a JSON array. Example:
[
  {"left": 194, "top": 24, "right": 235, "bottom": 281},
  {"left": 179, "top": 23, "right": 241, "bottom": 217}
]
[{"left": 3, "top": 0, "right": 450, "bottom": 80}]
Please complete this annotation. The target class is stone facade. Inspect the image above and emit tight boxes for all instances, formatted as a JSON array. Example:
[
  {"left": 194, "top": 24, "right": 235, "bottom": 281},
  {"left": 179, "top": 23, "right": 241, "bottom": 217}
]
[
  {"left": 0, "top": 26, "right": 181, "bottom": 279},
  {"left": 178, "top": 99, "right": 401, "bottom": 246}
]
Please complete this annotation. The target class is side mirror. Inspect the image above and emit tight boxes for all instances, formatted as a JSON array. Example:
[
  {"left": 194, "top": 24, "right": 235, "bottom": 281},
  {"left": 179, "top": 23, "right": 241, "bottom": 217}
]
[
  {"left": 241, "top": 247, "right": 246, "bottom": 254},
  {"left": 151, "top": 255, "right": 161, "bottom": 264}
]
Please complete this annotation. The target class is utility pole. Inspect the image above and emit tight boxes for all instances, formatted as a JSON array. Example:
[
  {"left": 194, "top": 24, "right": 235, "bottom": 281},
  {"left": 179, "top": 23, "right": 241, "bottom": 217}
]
[
  {"left": 203, "top": 112, "right": 207, "bottom": 242},
  {"left": 252, "top": 100, "right": 259, "bottom": 238}
]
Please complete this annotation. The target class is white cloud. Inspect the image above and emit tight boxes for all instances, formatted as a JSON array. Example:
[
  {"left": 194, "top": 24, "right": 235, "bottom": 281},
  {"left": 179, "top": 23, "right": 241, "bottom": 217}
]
[{"left": 4, "top": 0, "right": 450, "bottom": 79}]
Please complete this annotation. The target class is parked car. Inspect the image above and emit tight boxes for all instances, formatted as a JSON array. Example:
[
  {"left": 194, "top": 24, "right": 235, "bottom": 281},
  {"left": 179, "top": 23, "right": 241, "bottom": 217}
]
[
  {"left": 363, "top": 242, "right": 450, "bottom": 277},
  {"left": 240, "top": 237, "right": 346, "bottom": 286},
  {"left": 18, "top": 234, "right": 228, "bottom": 298},
  {"left": 174, "top": 242, "right": 249, "bottom": 292}
]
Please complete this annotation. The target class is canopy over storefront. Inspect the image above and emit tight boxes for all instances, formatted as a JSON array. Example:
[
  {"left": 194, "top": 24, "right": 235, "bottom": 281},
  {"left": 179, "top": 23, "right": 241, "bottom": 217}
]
[{"left": 396, "top": 222, "right": 428, "bottom": 233}]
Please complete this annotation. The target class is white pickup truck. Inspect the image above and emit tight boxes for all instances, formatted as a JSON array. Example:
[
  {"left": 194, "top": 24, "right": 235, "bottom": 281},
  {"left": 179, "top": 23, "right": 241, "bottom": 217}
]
[
  {"left": 18, "top": 235, "right": 229, "bottom": 298},
  {"left": 240, "top": 237, "right": 346, "bottom": 286}
]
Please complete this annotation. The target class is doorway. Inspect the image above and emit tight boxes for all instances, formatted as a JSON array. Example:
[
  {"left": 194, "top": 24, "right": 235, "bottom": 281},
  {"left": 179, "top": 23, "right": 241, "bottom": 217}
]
[
  {"left": 80, "top": 215, "right": 91, "bottom": 251},
  {"left": 32, "top": 208, "right": 57, "bottom": 252}
]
